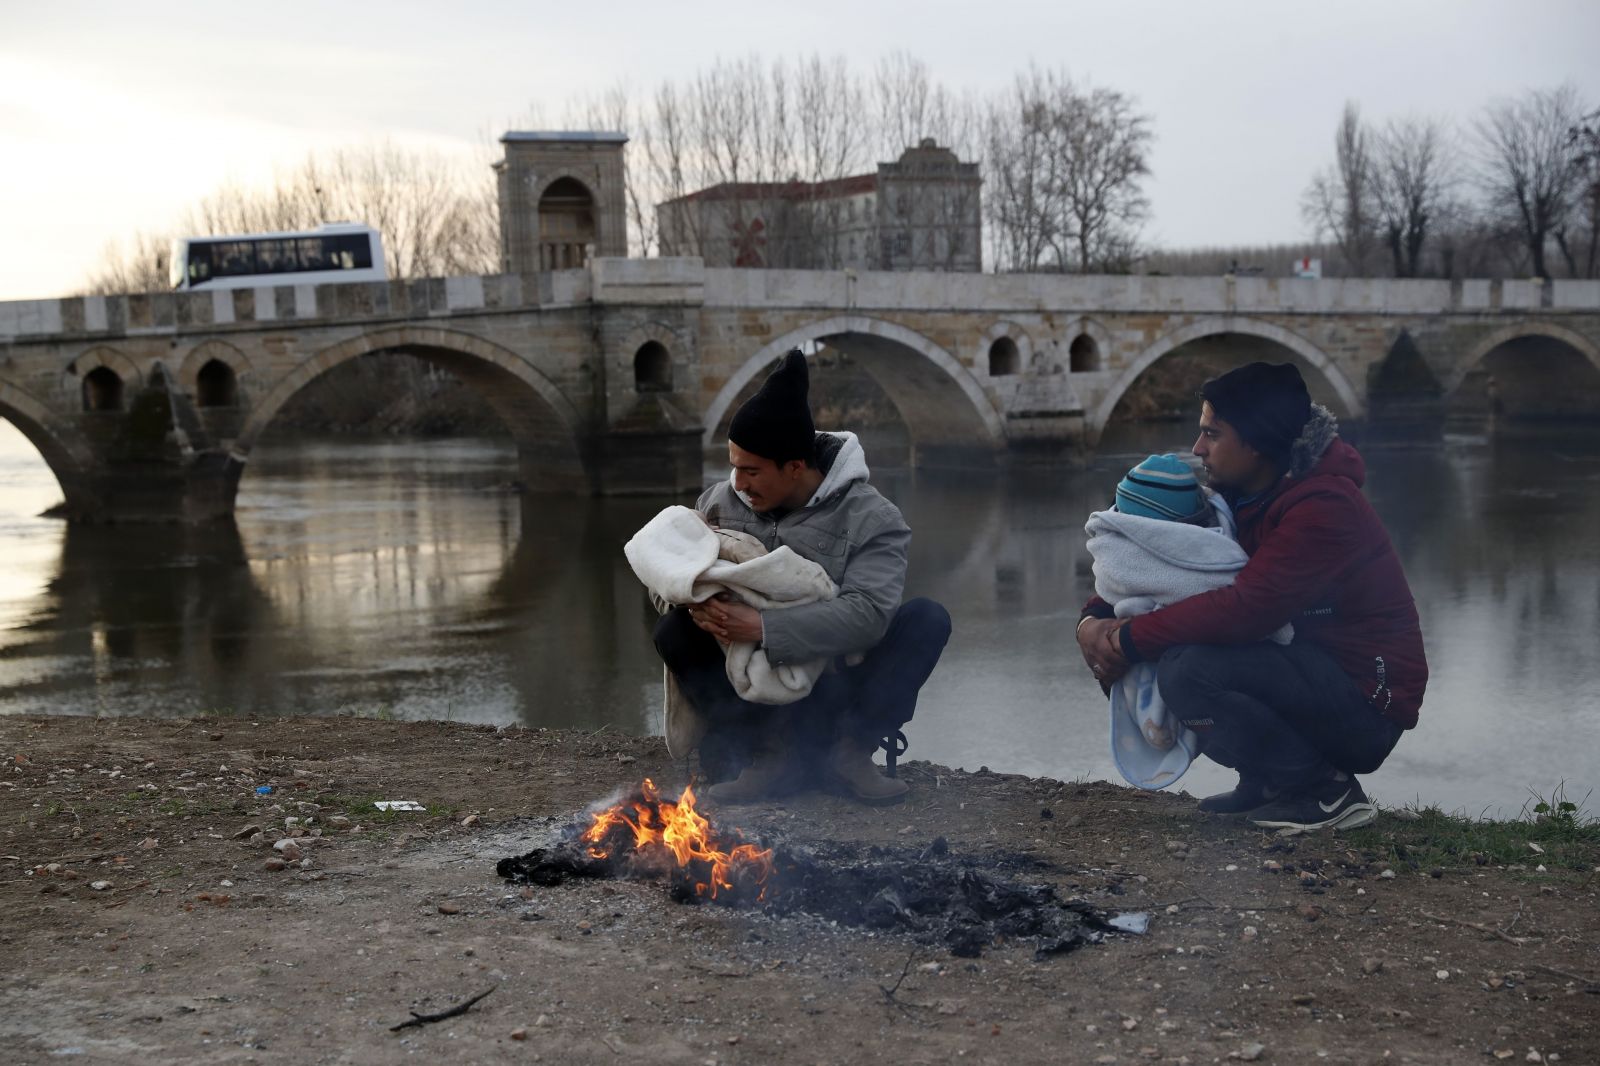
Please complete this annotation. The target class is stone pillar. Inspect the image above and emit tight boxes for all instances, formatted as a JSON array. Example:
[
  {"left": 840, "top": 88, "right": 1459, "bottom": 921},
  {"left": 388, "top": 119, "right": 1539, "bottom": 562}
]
[{"left": 71, "top": 367, "right": 244, "bottom": 523}]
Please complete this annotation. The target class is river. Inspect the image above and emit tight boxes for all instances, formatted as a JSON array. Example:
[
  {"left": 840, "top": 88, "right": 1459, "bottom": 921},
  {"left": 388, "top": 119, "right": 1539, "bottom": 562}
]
[{"left": 1, "top": 418, "right": 1597, "bottom": 818}]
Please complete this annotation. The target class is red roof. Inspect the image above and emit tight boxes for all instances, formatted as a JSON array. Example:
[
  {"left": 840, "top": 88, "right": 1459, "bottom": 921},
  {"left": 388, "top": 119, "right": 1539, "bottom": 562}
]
[{"left": 660, "top": 173, "right": 877, "bottom": 206}]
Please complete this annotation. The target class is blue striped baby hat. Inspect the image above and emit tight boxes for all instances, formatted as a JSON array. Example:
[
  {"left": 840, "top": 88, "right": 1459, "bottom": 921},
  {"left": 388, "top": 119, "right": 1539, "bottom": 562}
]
[{"left": 1115, "top": 453, "right": 1208, "bottom": 522}]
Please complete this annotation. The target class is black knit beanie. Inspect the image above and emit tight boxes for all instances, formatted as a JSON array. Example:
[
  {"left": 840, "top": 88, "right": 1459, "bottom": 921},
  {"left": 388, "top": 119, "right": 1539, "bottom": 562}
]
[
  {"left": 728, "top": 349, "right": 816, "bottom": 465},
  {"left": 1199, "top": 362, "right": 1312, "bottom": 461}
]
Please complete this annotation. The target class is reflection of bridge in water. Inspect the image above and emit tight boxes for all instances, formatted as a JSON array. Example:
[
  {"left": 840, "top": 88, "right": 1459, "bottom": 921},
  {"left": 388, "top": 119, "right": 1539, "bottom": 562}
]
[{"left": 1, "top": 260, "right": 1598, "bottom": 522}]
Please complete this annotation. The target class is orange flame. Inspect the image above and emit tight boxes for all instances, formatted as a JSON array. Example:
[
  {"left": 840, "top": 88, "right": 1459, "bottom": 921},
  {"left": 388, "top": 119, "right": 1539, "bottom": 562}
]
[{"left": 580, "top": 779, "right": 774, "bottom": 902}]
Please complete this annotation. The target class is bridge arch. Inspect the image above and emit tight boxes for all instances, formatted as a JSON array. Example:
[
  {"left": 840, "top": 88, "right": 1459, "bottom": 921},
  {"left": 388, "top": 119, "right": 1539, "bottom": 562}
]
[
  {"left": 236, "top": 325, "right": 590, "bottom": 491},
  {"left": 702, "top": 315, "right": 1005, "bottom": 460},
  {"left": 0, "top": 378, "right": 96, "bottom": 514},
  {"left": 1445, "top": 321, "right": 1600, "bottom": 420},
  {"left": 1446, "top": 322, "right": 1600, "bottom": 394},
  {"left": 1088, "top": 317, "right": 1363, "bottom": 439}
]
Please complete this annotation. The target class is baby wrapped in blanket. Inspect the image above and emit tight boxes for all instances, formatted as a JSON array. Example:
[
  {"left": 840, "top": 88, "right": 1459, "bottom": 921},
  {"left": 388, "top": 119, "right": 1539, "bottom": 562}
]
[{"left": 1085, "top": 454, "right": 1292, "bottom": 789}]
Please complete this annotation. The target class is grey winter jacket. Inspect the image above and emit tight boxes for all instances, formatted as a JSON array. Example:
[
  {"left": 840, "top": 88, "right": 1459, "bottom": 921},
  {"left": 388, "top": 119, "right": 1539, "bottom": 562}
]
[{"left": 696, "top": 432, "right": 910, "bottom": 666}]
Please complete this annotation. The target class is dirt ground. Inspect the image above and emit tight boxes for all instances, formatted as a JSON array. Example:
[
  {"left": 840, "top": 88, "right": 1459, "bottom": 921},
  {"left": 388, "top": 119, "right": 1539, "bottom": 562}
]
[{"left": 2, "top": 715, "right": 1595, "bottom": 1066}]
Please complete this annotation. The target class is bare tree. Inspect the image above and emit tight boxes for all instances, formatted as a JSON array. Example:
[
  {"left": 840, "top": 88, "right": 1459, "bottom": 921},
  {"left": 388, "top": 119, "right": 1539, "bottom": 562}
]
[
  {"left": 791, "top": 55, "right": 865, "bottom": 268},
  {"left": 84, "top": 232, "right": 174, "bottom": 295},
  {"left": 983, "top": 75, "right": 1058, "bottom": 273},
  {"left": 984, "top": 67, "right": 1151, "bottom": 273},
  {"left": 84, "top": 142, "right": 499, "bottom": 293},
  {"left": 1056, "top": 81, "right": 1151, "bottom": 272},
  {"left": 1475, "top": 85, "right": 1587, "bottom": 279},
  {"left": 1302, "top": 102, "right": 1379, "bottom": 275},
  {"left": 569, "top": 84, "right": 658, "bottom": 257},
  {"left": 644, "top": 80, "right": 700, "bottom": 257},
  {"left": 1370, "top": 116, "right": 1456, "bottom": 277},
  {"left": 1565, "top": 107, "right": 1599, "bottom": 278}
]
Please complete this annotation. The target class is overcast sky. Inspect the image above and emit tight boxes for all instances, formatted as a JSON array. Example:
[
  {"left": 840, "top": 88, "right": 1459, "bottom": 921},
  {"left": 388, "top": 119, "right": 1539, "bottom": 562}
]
[{"left": 3, "top": 0, "right": 1597, "bottom": 300}]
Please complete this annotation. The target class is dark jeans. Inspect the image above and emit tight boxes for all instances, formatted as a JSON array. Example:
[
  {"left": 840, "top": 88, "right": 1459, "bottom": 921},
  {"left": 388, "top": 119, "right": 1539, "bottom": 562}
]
[
  {"left": 653, "top": 598, "right": 952, "bottom": 781},
  {"left": 1156, "top": 642, "right": 1403, "bottom": 792}
]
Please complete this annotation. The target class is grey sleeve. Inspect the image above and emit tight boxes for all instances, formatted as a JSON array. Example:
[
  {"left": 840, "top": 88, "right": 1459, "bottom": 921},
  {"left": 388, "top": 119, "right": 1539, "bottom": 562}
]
[{"left": 759, "top": 520, "right": 910, "bottom": 664}]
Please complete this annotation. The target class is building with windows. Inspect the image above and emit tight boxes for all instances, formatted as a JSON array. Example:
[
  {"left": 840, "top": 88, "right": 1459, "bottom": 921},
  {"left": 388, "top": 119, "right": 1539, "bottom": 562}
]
[{"left": 656, "top": 139, "right": 981, "bottom": 272}]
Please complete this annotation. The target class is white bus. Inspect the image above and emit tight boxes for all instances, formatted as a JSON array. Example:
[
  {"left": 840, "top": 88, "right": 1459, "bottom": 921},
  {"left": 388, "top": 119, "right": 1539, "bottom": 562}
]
[{"left": 170, "top": 223, "right": 387, "bottom": 290}]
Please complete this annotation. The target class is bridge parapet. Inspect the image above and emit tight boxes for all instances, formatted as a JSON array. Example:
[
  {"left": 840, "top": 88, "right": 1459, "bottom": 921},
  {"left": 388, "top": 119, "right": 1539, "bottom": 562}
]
[
  {"left": 5, "top": 265, "right": 1600, "bottom": 344},
  {"left": 0, "top": 270, "right": 592, "bottom": 343},
  {"left": 2, "top": 259, "right": 1598, "bottom": 522}
]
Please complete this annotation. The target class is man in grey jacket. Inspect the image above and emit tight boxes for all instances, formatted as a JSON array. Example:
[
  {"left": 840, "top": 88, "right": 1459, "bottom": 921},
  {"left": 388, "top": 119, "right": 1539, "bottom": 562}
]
[{"left": 653, "top": 350, "right": 951, "bottom": 805}]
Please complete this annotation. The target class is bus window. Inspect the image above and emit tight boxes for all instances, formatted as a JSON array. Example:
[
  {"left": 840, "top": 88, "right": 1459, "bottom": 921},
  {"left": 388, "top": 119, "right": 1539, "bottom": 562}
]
[
  {"left": 256, "top": 238, "right": 297, "bottom": 273},
  {"left": 297, "top": 237, "right": 329, "bottom": 271},
  {"left": 186, "top": 242, "right": 216, "bottom": 285},
  {"left": 327, "top": 233, "right": 374, "bottom": 270},
  {"left": 212, "top": 241, "right": 258, "bottom": 278}
]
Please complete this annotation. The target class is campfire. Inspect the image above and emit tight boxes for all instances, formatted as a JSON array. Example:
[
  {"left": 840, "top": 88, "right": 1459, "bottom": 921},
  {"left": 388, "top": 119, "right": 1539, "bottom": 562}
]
[
  {"left": 498, "top": 779, "right": 1143, "bottom": 959},
  {"left": 578, "top": 778, "right": 774, "bottom": 903}
]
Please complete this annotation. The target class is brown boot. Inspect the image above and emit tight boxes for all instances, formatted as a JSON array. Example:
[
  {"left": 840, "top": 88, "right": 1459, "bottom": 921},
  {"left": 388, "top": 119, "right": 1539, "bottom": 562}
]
[
  {"left": 828, "top": 737, "right": 909, "bottom": 806},
  {"left": 705, "top": 748, "right": 795, "bottom": 805}
]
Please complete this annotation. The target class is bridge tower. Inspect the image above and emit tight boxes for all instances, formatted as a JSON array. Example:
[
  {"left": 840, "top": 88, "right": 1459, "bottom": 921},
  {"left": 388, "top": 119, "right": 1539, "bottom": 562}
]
[{"left": 495, "top": 131, "right": 629, "bottom": 273}]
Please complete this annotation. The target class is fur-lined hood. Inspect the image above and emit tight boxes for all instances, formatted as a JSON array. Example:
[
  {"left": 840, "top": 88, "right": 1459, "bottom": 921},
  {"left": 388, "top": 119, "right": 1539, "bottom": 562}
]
[{"left": 1287, "top": 404, "right": 1342, "bottom": 480}]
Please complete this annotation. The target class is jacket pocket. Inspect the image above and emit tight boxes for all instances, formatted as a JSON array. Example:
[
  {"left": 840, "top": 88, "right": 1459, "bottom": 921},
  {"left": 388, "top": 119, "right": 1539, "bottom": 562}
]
[{"left": 787, "top": 527, "right": 850, "bottom": 582}]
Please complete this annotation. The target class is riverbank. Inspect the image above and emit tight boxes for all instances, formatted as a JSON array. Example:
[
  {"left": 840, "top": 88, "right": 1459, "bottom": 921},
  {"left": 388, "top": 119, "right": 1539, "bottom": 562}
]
[{"left": 2, "top": 715, "right": 1596, "bottom": 1065}]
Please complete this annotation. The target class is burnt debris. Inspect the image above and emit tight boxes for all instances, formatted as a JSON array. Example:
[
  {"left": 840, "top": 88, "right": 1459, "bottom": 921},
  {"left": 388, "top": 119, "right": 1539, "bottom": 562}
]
[{"left": 497, "top": 831, "right": 1128, "bottom": 960}]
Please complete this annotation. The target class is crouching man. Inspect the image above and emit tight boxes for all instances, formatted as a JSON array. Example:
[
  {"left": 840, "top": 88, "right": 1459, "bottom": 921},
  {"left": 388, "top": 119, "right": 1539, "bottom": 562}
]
[
  {"left": 653, "top": 349, "right": 951, "bottom": 806},
  {"left": 1077, "top": 362, "right": 1428, "bottom": 831}
]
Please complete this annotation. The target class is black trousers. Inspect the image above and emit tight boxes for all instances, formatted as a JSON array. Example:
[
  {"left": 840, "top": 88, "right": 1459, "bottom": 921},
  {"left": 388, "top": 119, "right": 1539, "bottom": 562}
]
[
  {"left": 653, "top": 598, "right": 952, "bottom": 780},
  {"left": 1155, "top": 642, "right": 1403, "bottom": 792}
]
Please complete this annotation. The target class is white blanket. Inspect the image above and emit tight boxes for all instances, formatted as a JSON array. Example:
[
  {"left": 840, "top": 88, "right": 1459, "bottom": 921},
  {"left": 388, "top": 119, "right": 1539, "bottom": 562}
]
[
  {"left": 625, "top": 505, "right": 837, "bottom": 705},
  {"left": 1085, "top": 500, "right": 1292, "bottom": 790}
]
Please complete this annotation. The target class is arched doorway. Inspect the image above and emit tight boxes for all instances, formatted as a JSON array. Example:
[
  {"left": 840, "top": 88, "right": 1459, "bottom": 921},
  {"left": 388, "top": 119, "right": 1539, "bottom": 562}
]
[
  {"left": 702, "top": 316, "right": 1004, "bottom": 468},
  {"left": 538, "top": 177, "right": 597, "bottom": 271},
  {"left": 1091, "top": 319, "right": 1359, "bottom": 450}
]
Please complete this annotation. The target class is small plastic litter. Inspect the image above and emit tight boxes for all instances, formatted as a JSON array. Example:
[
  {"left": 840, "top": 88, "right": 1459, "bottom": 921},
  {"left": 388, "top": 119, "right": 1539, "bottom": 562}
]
[
  {"left": 1106, "top": 912, "right": 1151, "bottom": 935},
  {"left": 375, "top": 800, "right": 426, "bottom": 812},
  {"left": 255, "top": 785, "right": 274, "bottom": 795}
]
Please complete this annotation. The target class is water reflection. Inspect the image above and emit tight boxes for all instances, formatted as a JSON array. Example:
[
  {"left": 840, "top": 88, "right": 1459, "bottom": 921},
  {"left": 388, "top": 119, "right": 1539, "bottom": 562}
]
[{"left": 0, "top": 422, "right": 1596, "bottom": 817}]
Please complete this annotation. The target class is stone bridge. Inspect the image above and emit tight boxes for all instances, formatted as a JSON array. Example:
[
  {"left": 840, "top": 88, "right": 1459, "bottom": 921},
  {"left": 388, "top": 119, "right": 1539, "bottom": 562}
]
[{"left": 2, "top": 259, "right": 1598, "bottom": 522}]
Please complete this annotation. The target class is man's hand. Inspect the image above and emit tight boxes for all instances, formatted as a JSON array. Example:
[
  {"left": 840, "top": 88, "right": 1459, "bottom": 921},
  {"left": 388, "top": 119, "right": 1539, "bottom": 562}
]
[
  {"left": 689, "top": 596, "right": 764, "bottom": 645},
  {"left": 1077, "top": 616, "right": 1130, "bottom": 684}
]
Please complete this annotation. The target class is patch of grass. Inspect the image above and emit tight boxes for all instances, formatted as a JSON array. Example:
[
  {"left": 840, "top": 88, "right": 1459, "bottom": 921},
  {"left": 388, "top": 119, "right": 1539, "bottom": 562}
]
[{"left": 1348, "top": 783, "right": 1599, "bottom": 873}]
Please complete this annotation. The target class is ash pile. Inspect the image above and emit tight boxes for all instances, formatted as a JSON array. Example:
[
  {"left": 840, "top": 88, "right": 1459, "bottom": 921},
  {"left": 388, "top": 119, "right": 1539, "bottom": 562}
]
[{"left": 496, "top": 780, "right": 1140, "bottom": 960}]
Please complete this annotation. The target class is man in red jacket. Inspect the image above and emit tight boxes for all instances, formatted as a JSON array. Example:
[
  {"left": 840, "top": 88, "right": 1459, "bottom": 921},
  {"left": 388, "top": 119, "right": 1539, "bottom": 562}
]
[{"left": 1077, "top": 362, "right": 1427, "bottom": 831}]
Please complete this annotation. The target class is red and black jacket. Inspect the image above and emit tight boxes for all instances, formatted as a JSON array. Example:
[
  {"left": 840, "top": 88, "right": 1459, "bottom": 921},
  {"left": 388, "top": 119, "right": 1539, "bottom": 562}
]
[{"left": 1085, "top": 436, "right": 1428, "bottom": 729}]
